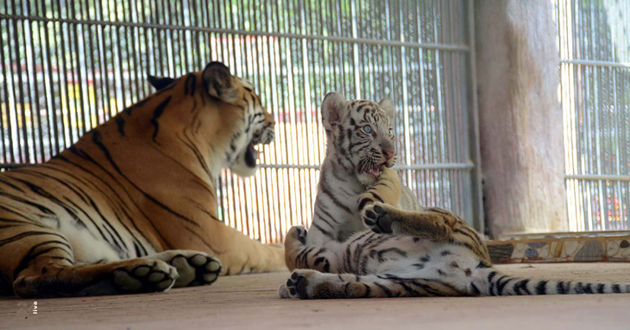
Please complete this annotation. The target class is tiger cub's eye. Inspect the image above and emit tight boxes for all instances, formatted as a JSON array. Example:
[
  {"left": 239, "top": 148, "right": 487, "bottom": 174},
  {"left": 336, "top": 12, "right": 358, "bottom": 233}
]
[{"left": 362, "top": 125, "right": 372, "bottom": 134}]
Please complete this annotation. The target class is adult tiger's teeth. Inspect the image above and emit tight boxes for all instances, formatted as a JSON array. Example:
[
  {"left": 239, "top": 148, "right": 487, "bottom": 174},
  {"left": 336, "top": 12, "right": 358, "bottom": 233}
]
[{"left": 250, "top": 145, "right": 261, "bottom": 159}]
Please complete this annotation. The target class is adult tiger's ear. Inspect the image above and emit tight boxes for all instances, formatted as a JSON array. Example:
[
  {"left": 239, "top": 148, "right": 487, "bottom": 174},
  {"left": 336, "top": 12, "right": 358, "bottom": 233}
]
[
  {"left": 378, "top": 98, "right": 396, "bottom": 121},
  {"left": 202, "top": 61, "right": 240, "bottom": 104},
  {"left": 321, "top": 92, "right": 347, "bottom": 132},
  {"left": 147, "top": 75, "right": 175, "bottom": 90}
]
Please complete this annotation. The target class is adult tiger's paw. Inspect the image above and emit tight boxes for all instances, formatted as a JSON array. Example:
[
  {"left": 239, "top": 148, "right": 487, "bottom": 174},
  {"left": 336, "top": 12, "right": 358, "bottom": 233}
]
[
  {"left": 151, "top": 250, "right": 222, "bottom": 287},
  {"left": 361, "top": 202, "right": 395, "bottom": 234},
  {"left": 168, "top": 253, "right": 221, "bottom": 287},
  {"left": 112, "top": 259, "right": 178, "bottom": 293}
]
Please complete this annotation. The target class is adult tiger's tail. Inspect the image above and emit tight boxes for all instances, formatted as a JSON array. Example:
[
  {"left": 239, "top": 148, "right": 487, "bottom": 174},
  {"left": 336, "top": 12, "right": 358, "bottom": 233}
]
[{"left": 472, "top": 267, "right": 630, "bottom": 296}]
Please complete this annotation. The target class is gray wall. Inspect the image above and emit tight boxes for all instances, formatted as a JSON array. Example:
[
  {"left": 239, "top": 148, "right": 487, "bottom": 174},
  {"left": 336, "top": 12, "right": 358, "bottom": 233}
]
[{"left": 475, "top": 0, "right": 568, "bottom": 237}]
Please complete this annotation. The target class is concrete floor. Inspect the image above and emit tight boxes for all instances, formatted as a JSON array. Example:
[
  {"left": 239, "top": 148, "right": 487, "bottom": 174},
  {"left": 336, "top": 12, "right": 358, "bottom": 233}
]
[{"left": 2, "top": 263, "right": 630, "bottom": 330}]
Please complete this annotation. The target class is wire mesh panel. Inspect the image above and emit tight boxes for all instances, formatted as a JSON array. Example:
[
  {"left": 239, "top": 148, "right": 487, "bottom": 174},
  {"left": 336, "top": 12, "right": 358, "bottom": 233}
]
[
  {"left": 0, "top": 0, "right": 478, "bottom": 243},
  {"left": 555, "top": 0, "right": 630, "bottom": 231}
]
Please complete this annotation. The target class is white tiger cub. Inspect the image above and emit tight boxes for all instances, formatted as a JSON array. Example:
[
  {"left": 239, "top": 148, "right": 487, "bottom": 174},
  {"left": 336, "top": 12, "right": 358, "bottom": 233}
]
[{"left": 280, "top": 92, "right": 630, "bottom": 299}]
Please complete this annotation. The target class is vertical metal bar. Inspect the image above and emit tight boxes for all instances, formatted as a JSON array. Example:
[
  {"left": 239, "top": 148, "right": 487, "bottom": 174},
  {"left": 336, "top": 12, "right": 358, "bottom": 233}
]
[
  {"left": 40, "top": 1, "right": 58, "bottom": 155},
  {"left": 142, "top": 0, "right": 153, "bottom": 88},
  {"left": 414, "top": 1, "right": 428, "bottom": 204},
  {"left": 466, "top": 0, "right": 485, "bottom": 233},
  {"left": 95, "top": 0, "right": 109, "bottom": 123},
  {"left": 1, "top": 1, "right": 17, "bottom": 164},
  {"left": 127, "top": 0, "right": 141, "bottom": 103},
  {"left": 84, "top": 0, "right": 98, "bottom": 127},
  {"left": 59, "top": 1, "right": 75, "bottom": 141},
  {"left": 100, "top": 0, "right": 112, "bottom": 119},
  {"left": 24, "top": 3, "right": 42, "bottom": 163},
  {"left": 397, "top": 1, "right": 411, "bottom": 176},
  {"left": 349, "top": 0, "right": 360, "bottom": 98},
  {"left": 68, "top": 1, "right": 79, "bottom": 134},
  {"left": 0, "top": 16, "right": 10, "bottom": 163},
  {"left": 9, "top": 1, "right": 26, "bottom": 163},
  {"left": 114, "top": 1, "right": 125, "bottom": 110}
]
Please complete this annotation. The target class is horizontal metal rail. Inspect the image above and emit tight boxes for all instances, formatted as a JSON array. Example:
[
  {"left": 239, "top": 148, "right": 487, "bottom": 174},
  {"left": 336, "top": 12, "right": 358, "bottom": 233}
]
[
  {"left": 394, "top": 163, "right": 475, "bottom": 170},
  {"left": 2, "top": 162, "right": 475, "bottom": 171},
  {"left": 0, "top": 13, "right": 470, "bottom": 52},
  {"left": 560, "top": 58, "right": 630, "bottom": 69},
  {"left": 0, "top": 164, "right": 26, "bottom": 169},
  {"left": 565, "top": 174, "right": 630, "bottom": 182}
]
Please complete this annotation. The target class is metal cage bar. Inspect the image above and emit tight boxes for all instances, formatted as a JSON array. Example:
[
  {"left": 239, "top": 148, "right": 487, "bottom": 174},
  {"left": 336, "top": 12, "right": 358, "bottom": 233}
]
[
  {"left": 555, "top": 0, "right": 630, "bottom": 231},
  {"left": 0, "top": 0, "right": 479, "bottom": 243}
]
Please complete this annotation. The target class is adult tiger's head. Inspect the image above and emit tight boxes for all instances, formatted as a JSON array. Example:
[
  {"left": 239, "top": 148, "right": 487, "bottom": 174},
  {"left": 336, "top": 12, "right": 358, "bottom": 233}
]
[
  {"left": 320, "top": 92, "right": 396, "bottom": 186},
  {"left": 146, "top": 62, "right": 274, "bottom": 177}
]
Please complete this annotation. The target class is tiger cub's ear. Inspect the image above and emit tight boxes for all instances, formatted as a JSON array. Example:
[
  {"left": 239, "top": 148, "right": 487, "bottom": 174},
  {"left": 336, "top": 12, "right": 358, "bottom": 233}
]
[
  {"left": 202, "top": 61, "right": 240, "bottom": 104},
  {"left": 147, "top": 75, "right": 175, "bottom": 90},
  {"left": 378, "top": 98, "right": 396, "bottom": 121},
  {"left": 321, "top": 92, "right": 348, "bottom": 133}
]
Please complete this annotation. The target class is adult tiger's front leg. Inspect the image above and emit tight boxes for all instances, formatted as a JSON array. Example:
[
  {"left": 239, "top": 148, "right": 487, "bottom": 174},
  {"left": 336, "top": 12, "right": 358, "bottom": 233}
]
[{"left": 5, "top": 223, "right": 178, "bottom": 298}]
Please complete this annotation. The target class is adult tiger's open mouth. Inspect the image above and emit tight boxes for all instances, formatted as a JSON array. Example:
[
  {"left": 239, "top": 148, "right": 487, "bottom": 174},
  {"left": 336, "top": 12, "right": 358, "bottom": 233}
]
[
  {"left": 244, "top": 142, "right": 260, "bottom": 168},
  {"left": 230, "top": 135, "right": 270, "bottom": 178}
]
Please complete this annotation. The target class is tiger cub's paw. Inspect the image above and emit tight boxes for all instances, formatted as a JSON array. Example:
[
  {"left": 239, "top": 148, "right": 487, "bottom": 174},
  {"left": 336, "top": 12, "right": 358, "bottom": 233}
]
[
  {"left": 279, "top": 269, "right": 320, "bottom": 299},
  {"left": 152, "top": 250, "right": 222, "bottom": 287},
  {"left": 113, "top": 259, "right": 178, "bottom": 293},
  {"left": 361, "top": 202, "right": 395, "bottom": 234}
]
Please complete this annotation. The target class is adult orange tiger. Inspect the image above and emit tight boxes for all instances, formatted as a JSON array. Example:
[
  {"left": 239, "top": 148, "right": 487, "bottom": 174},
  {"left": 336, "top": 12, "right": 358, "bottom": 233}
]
[{"left": 0, "top": 62, "right": 286, "bottom": 298}]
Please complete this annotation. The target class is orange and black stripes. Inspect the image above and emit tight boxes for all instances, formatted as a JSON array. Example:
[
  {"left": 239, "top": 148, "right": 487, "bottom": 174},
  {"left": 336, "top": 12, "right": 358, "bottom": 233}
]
[{"left": 1, "top": 62, "right": 284, "bottom": 297}]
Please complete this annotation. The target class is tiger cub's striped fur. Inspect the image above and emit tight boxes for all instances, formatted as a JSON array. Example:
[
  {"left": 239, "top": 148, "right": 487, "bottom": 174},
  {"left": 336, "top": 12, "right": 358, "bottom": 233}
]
[
  {"left": 280, "top": 92, "right": 630, "bottom": 299},
  {"left": 0, "top": 62, "right": 285, "bottom": 298}
]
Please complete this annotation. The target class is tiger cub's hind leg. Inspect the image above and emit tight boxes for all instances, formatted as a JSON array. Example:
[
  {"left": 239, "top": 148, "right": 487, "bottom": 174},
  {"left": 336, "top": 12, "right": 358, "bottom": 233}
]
[
  {"left": 279, "top": 269, "right": 463, "bottom": 299},
  {"left": 284, "top": 225, "right": 308, "bottom": 271},
  {"left": 148, "top": 250, "right": 221, "bottom": 287},
  {"left": 361, "top": 203, "right": 454, "bottom": 240},
  {"left": 284, "top": 226, "right": 336, "bottom": 273}
]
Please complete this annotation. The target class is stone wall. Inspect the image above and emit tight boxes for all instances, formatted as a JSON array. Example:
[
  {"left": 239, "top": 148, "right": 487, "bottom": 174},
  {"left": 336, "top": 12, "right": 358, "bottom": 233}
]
[{"left": 487, "top": 234, "right": 630, "bottom": 264}]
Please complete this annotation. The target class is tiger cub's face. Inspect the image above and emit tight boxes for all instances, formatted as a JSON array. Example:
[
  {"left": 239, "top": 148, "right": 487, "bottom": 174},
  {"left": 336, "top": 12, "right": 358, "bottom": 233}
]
[
  {"left": 148, "top": 62, "right": 274, "bottom": 177},
  {"left": 321, "top": 92, "right": 396, "bottom": 186}
]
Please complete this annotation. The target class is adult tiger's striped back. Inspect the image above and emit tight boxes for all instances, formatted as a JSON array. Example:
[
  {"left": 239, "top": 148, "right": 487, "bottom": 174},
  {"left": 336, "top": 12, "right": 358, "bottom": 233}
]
[
  {"left": 279, "top": 92, "right": 630, "bottom": 299},
  {"left": 0, "top": 61, "right": 285, "bottom": 298}
]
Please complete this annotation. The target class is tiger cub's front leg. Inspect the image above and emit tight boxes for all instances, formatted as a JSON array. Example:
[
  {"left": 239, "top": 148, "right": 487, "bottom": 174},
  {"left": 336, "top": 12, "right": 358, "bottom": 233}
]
[
  {"left": 362, "top": 203, "right": 454, "bottom": 240},
  {"left": 356, "top": 167, "right": 402, "bottom": 212},
  {"left": 362, "top": 204, "right": 491, "bottom": 263},
  {"left": 358, "top": 168, "right": 454, "bottom": 240},
  {"left": 283, "top": 226, "right": 339, "bottom": 273}
]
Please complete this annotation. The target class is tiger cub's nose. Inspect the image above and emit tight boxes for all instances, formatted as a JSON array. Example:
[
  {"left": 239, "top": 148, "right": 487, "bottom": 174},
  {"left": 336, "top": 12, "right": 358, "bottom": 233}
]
[{"left": 383, "top": 149, "right": 395, "bottom": 161}]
